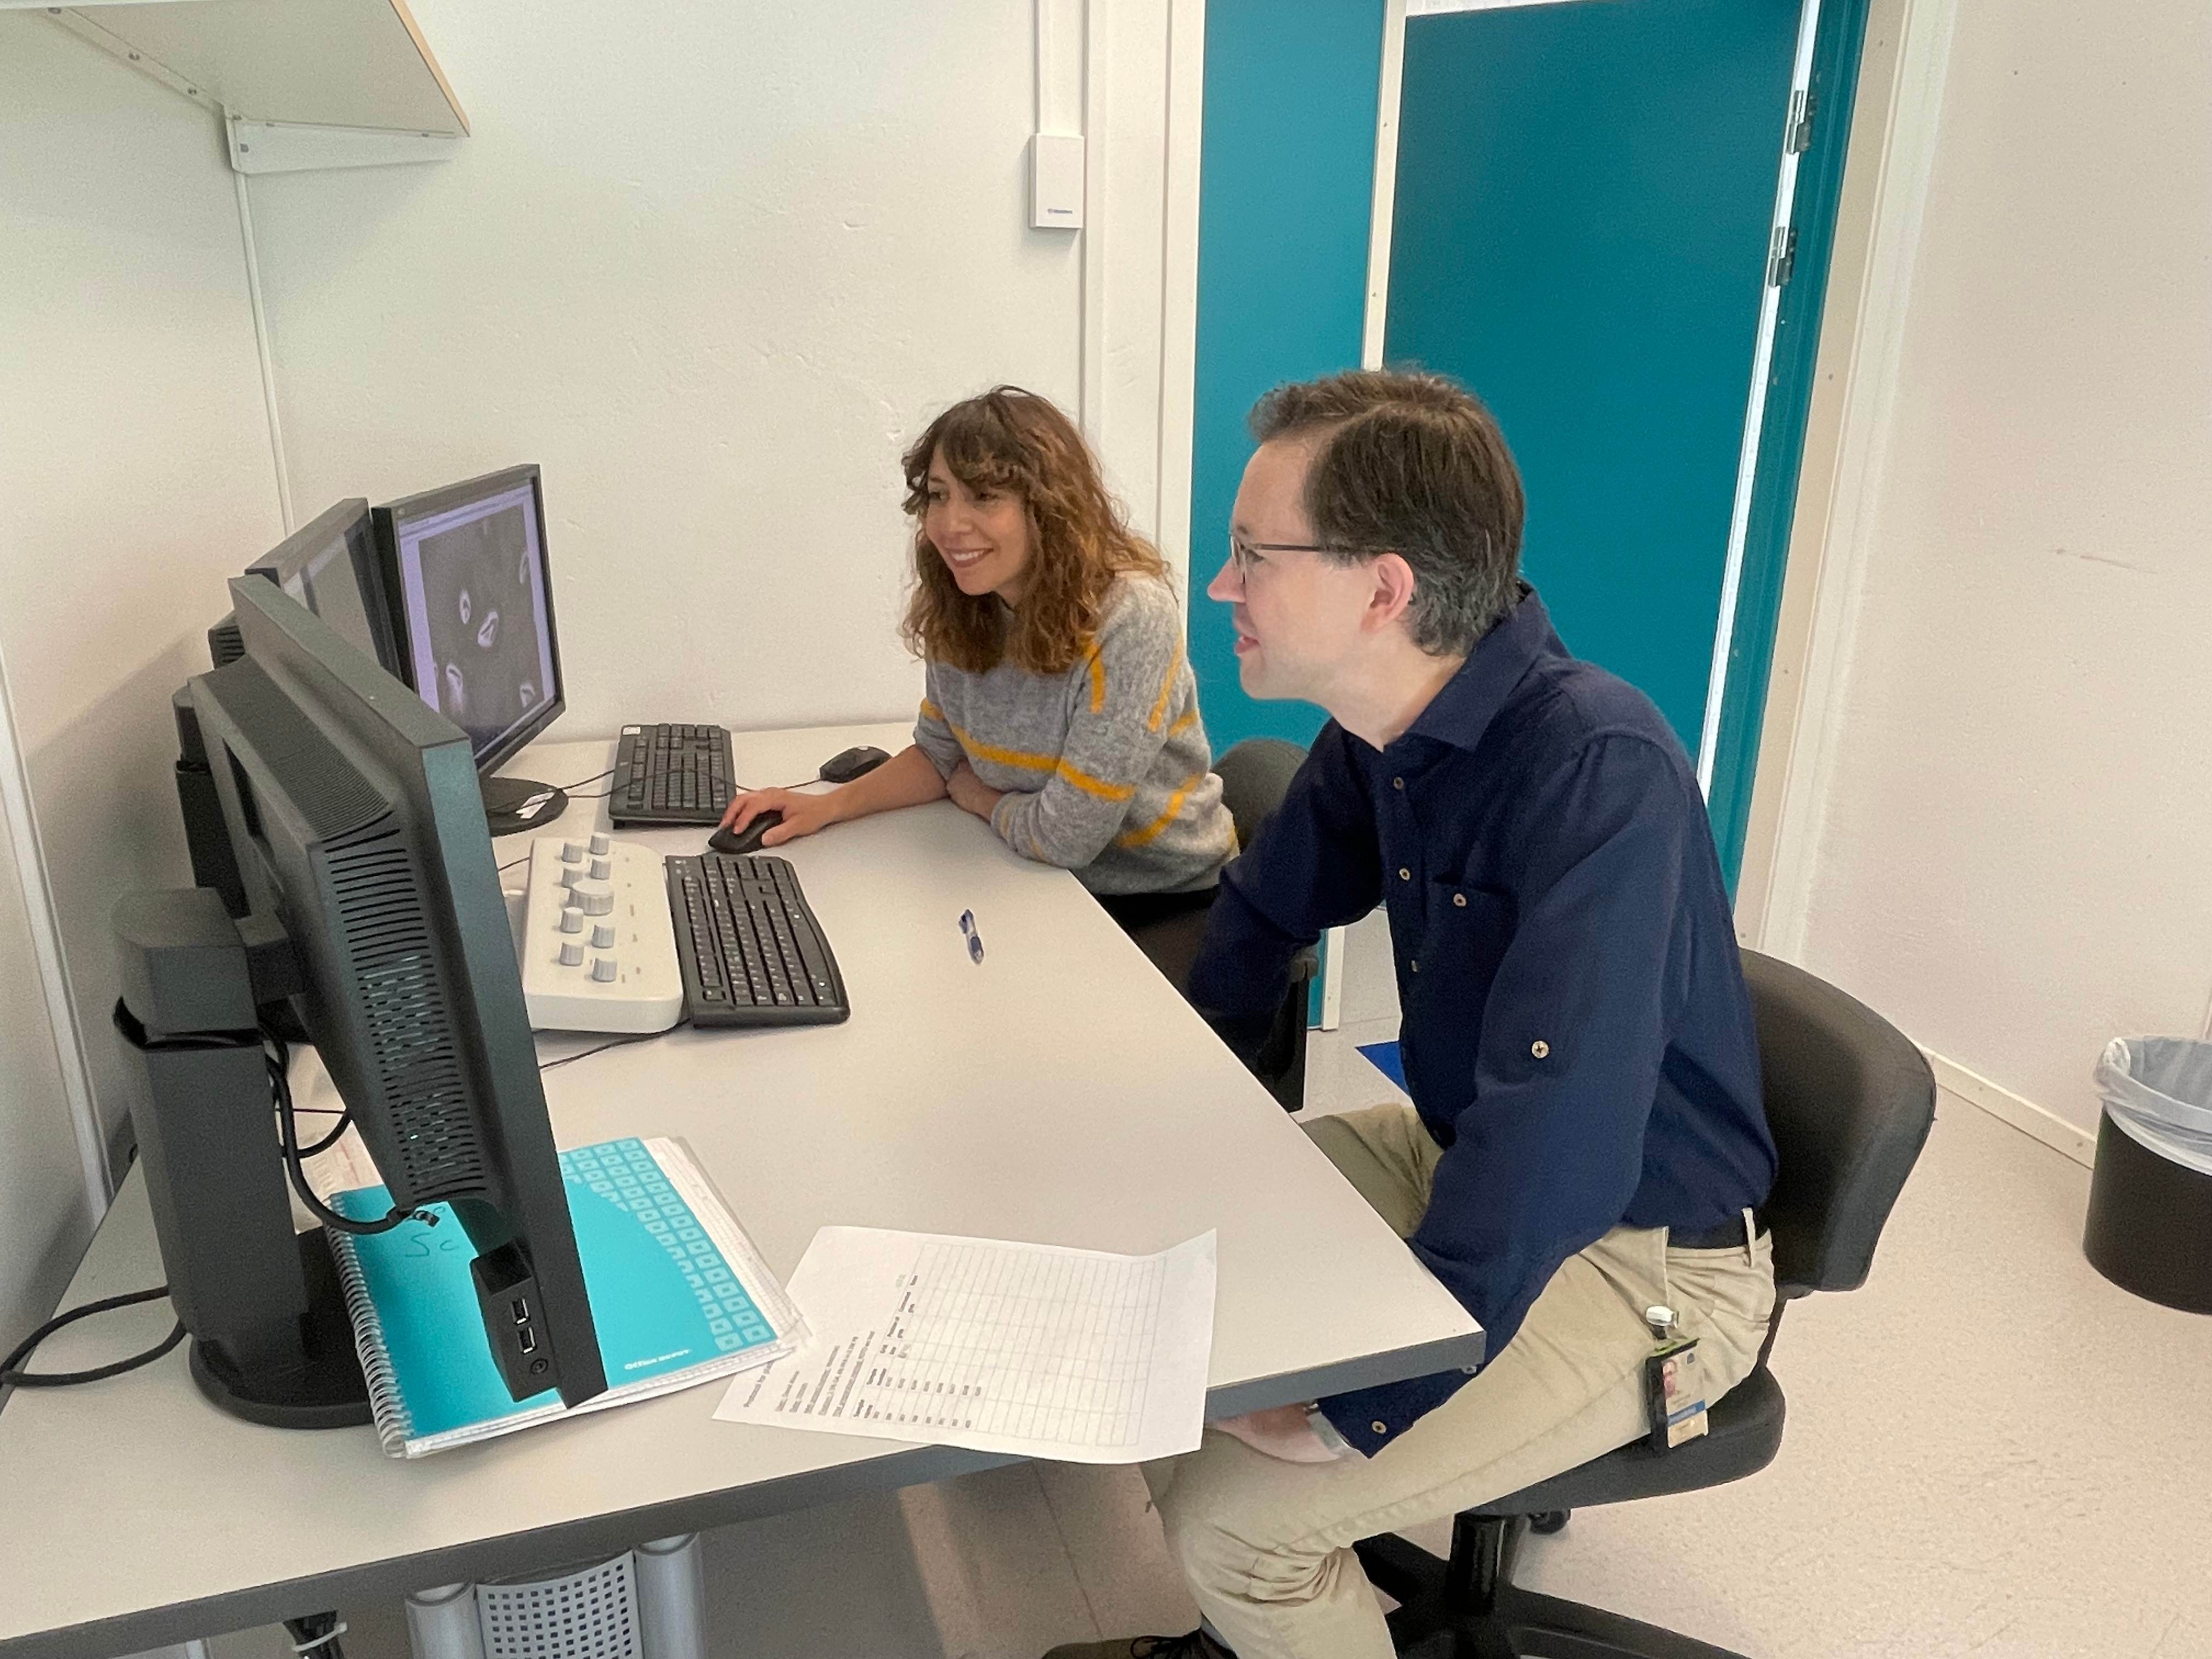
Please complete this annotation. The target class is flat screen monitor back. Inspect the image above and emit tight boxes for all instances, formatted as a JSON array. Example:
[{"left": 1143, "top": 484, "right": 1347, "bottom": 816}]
[
  {"left": 247, "top": 497, "right": 401, "bottom": 673},
  {"left": 187, "top": 501, "right": 405, "bottom": 912},
  {"left": 195, "top": 574, "right": 605, "bottom": 1410}
]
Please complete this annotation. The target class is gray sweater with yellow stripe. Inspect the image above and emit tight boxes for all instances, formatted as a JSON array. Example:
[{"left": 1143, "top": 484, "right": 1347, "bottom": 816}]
[{"left": 914, "top": 575, "right": 1236, "bottom": 896}]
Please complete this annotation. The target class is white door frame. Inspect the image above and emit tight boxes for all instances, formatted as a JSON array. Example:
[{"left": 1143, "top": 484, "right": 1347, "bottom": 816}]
[
  {"left": 1734, "top": 0, "right": 1958, "bottom": 951},
  {"left": 1696, "top": 0, "right": 1824, "bottom": 796}
]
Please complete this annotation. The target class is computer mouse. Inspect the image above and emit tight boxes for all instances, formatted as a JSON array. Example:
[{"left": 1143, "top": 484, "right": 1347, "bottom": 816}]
[
  {"left": 820, "top": 745, "right": 890, "bottom": 785},
  {"left": 708, "top": 811, "right": 782, "bottom": 856}
]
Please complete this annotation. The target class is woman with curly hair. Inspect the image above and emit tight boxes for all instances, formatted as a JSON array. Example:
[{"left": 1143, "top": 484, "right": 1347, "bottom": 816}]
[{"left": 719, "top": 386, "right": 1236, "bottom": 936}]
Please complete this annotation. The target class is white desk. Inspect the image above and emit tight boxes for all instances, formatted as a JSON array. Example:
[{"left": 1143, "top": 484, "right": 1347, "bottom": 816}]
[{"left": 0, "top": 725, "right": 1480, "bottom": 1659}]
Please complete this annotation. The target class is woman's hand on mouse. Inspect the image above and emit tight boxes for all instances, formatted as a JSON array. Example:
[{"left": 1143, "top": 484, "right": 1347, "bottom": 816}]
[{"left": 721, "top": 787, "right": 838, "bottom": 847}]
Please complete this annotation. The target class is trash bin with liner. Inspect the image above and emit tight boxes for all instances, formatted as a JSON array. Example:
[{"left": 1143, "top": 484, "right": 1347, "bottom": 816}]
[{"left": 2083, "top": 1037, "right": 2212, "bottom": 1313}]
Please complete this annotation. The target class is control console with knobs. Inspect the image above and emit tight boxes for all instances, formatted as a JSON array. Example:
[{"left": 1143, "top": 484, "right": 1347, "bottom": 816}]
[{"left": 517, "top": 831, "right": 684, "bottom": 1032}]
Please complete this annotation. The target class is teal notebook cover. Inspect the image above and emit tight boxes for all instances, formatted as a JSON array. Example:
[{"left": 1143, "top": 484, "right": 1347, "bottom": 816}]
[{"left": 329, "top": 1136, "right": 796, "bottom": 1457}]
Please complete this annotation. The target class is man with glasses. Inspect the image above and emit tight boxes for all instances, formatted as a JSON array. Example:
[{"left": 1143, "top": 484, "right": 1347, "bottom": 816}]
[{"left": 1045, "top": 370, "right": 1777, "bottom": 1659}]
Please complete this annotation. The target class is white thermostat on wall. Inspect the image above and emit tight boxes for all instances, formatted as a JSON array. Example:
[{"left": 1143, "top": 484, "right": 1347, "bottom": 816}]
[{"left": 1029, "top": 132, "right": 1085, "bottom": 230}]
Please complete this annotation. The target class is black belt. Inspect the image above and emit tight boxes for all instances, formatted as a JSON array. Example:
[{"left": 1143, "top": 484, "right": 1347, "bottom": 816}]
[{"left": 1670, "top": 1209, "right": 1767, "bottom": 1251}]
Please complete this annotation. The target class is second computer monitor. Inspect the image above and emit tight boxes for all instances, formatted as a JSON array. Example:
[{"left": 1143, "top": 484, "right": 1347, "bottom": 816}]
[
  {"left": 246, "top": 498, "right": 398, "bottom": 672},
  {"left": 374, "top": 465, "right": 564, "bottom": 766}
]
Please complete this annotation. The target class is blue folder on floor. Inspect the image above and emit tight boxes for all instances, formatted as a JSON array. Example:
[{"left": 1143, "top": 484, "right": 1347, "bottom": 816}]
[{"left": 329, "top": 1135, "right": 799, "bottom": 1457}]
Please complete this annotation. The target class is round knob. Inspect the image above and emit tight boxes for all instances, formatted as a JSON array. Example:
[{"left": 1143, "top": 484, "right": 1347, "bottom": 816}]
[
  {"left": 561, "top": 841, "right": 584, "bottom": 864},
  {"left": 591, "top": 923, "right": 616, "bottom": 949},
  {"left": 557, "top": 940, "right": 584, "bottom": 967},
  {"left": 558, "top": 866, "right": 583, "bottom": 888},
  {"left": 579, "top": 887, "right": 614, "bottom": 916},
  {"left": 558, "top": 906, "right": 584, "bottom": 934},
  {"left": 589, "top": 833, "right": 612, "bottom": 856},
  {"left": 590, "top": 956, "right": 618, "bottom": 983},
  {"left": 589, "top": 857, "right": 612, "bottom": 881}
]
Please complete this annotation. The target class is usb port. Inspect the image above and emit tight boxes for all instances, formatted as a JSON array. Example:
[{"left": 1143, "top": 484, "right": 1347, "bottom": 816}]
[
  {"left": 517, "top": 1325, "right": 537, "bottom": 1355},
  {"left": 511, "top": 1297, "right": 531, "bottom": 1325}
]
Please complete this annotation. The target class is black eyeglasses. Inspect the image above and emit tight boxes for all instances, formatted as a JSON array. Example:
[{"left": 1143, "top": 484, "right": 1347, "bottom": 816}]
[
  {"left": 1227, "top": 532, "right": 1330, "bottom": 578},
  {"left": 1229, "top": 529, "right": 1487, "bottom": 576}
]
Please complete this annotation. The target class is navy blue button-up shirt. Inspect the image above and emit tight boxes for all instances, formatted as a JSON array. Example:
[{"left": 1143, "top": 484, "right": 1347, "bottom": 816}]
[{"left": 1188, "top": 590, "right": 1775, "bottom": 1457}]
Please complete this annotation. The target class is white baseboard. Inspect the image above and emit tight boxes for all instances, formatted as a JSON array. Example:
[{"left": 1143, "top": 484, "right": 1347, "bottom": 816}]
[{"left": 1925, "top": 1049, "right": 2095, "bottom": 1169}]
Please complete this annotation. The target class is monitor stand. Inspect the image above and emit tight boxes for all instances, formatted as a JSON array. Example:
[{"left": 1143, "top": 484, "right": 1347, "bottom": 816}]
[
  {"left": 188, "top": 1230, "right": 373, "bottom": 1430},
  {"left": 482, "top": 773, "right": 568, "bottom": 837},
  {"left": 111, "top": 889, "right": 372, "bottom": 1430}
]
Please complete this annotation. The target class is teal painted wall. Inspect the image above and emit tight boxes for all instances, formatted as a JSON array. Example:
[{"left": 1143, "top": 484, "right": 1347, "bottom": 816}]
[{"left": 1186, "top": 0, "right": 1386, "bottom": 751}]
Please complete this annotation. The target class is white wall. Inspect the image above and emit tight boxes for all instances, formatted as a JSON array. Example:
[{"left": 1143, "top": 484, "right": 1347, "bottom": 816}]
[
  {"left": 1778, "top": 0, "right": 2212, "bottom": 1135},
  {"left": 0, "top": 18, "right": 285, "bottom": 1186},
  {"left": 1, "top": 0, "right": 1196, "bottom": 1259},
  {"left": 0, "top": 771, "right": 95, "bottom": 1359},
  {"left": 245, "top": 0, "right": 1192, "bottom": 744}
]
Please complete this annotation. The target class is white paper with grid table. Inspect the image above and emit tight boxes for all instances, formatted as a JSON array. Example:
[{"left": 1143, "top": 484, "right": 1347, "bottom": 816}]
[{"left": 712, "top": 1227, "right": 1217, "bottom": 1462}]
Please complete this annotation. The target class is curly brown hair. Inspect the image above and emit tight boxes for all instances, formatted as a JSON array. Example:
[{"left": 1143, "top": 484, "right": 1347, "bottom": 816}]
[{"left": 899, "top": 387, "right": 1166, "bottom": 676}]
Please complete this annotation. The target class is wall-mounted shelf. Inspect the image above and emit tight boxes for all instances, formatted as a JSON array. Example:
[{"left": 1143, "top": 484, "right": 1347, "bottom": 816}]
[{"left": 8, "top": 0, "right": 467, "bottom": 173}]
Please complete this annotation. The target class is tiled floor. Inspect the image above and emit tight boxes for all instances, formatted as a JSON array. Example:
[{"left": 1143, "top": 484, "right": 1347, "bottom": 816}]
[{"left": 216, "top": 911, "right": 2212, "bottom": 1659}]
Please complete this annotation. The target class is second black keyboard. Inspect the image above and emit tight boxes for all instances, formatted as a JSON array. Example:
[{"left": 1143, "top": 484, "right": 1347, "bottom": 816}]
[
  {"left": 611, "top": 723, "right": 735, "bottom": 826},
  {"left": 665, "top": 853, "right": 850, "bottom": 1027}
]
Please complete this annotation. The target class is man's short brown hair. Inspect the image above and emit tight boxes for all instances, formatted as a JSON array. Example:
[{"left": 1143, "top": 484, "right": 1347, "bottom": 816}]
[{"left": 1249, "top": 368, "right": 1524, "bottom": 657}]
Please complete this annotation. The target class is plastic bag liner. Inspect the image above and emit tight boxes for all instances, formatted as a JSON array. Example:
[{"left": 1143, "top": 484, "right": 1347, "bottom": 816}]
[{"left": 2095, "top": 1037, "right": 2212, "bottom": 1178}]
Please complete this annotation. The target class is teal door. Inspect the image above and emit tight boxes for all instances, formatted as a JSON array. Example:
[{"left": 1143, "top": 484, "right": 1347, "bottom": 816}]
[
  {"left": 1390, "top": 0, "right": 1802, "bottom": 759},
  {"left": 1189, "top": 0, "right": 1868, "bottom": 889}
]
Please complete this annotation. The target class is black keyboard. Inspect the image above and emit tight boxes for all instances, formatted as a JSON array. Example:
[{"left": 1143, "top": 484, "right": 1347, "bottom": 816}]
[
  {"left": 611, "top": 723, "right": 736, "bottom": 826},
  {"left": 665, "top": 853, "right": 850, "bottom": 1027}
]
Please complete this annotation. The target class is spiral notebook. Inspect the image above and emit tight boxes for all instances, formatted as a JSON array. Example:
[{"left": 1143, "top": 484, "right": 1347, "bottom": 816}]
[{"left": 327, "top": 1135, "right": 802, "bottom": 1458}]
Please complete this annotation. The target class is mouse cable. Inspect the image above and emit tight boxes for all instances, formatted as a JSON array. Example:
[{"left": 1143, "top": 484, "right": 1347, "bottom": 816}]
[{"left": 539, "top": 1019, "right": 690, "bottom": 1073}]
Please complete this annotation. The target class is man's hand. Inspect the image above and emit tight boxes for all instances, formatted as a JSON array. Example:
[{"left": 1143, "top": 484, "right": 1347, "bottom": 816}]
[
  {"left": 1213, "top": 1404, "right": 1343, "bottom": 1464},
  {"left": 945, "top": 760, "right": 1006, "bottom": 822}
]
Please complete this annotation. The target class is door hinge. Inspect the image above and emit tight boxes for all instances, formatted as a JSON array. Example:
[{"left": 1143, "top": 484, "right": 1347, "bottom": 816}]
[
  {"left": 1784, "top": 88, "right": 1814, "bottom": 155},
  {"left": 1765, "top": 225, "right": 1798, "bottom": 288}
]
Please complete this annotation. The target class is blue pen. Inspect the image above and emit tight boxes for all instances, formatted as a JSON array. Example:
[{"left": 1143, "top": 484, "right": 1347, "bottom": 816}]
[{"left": 957, "top": 909, "right": 985, "bottom": 963}]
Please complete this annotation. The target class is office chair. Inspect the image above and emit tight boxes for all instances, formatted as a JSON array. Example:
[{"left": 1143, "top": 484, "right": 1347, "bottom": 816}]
[
  {"left": 1352, "top": 949, "right": 1937, "bottom": 1658},
  {"left": 1119, "top": 737, "right": 1314, "bottom": 1111},
  {"left": 1213, "top": 738, "right": 1316, "bottom": 1111}
]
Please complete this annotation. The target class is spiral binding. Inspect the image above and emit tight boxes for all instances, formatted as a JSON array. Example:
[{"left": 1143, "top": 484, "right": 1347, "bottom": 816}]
[{"left": 326, "top": 1226, "right": 413, "bottom": 1457}]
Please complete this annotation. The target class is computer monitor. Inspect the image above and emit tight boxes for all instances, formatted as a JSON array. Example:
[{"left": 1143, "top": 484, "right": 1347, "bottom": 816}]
[
  {"left": 245, "top": 497, "right": 399, "bottom": 672},
  {"left": 113, "top": 574, "right": 605, "bottom": 1426},
  {"left": 187, "top": 501, "right": 402, "bottom": 910},
  {"left": 371, "top": 465, "right": 569, "bottom": 836}
]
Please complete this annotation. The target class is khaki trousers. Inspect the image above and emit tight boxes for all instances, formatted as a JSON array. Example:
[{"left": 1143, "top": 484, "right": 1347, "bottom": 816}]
[{"left": 1143, "top": 1103, "right": 1775, "bottom": 1659}]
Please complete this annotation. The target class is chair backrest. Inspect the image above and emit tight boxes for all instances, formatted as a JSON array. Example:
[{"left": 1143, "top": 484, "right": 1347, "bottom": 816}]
[
  {"left": 1214, "top": 738, "right": 1309, "bottom": 853},
  {"left": 1742, "top": 949, "right": 1936, "bottom": 1300}
]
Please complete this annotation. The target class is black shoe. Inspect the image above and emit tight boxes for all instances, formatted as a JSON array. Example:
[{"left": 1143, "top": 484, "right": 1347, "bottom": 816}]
[{"left": 1040, "top": 1630, "right": 1233, "bottom": 1658}]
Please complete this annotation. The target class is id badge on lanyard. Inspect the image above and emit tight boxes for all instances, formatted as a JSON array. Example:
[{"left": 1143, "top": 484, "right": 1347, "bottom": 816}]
[{"left": 1643, "top": 1305, "right": 1708, "bottom": 1452}]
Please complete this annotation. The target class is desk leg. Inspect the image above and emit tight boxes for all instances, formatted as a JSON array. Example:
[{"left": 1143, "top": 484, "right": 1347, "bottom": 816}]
[
  {"left": 634, "top": 1537, "right": 704, "bottom": 1659},
  {"left": 125, "top": 1641, "right": 212, "bottom": 1659},
  {"left": 404, "top": 1584, "right": 484, "bottom": 1659}
]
